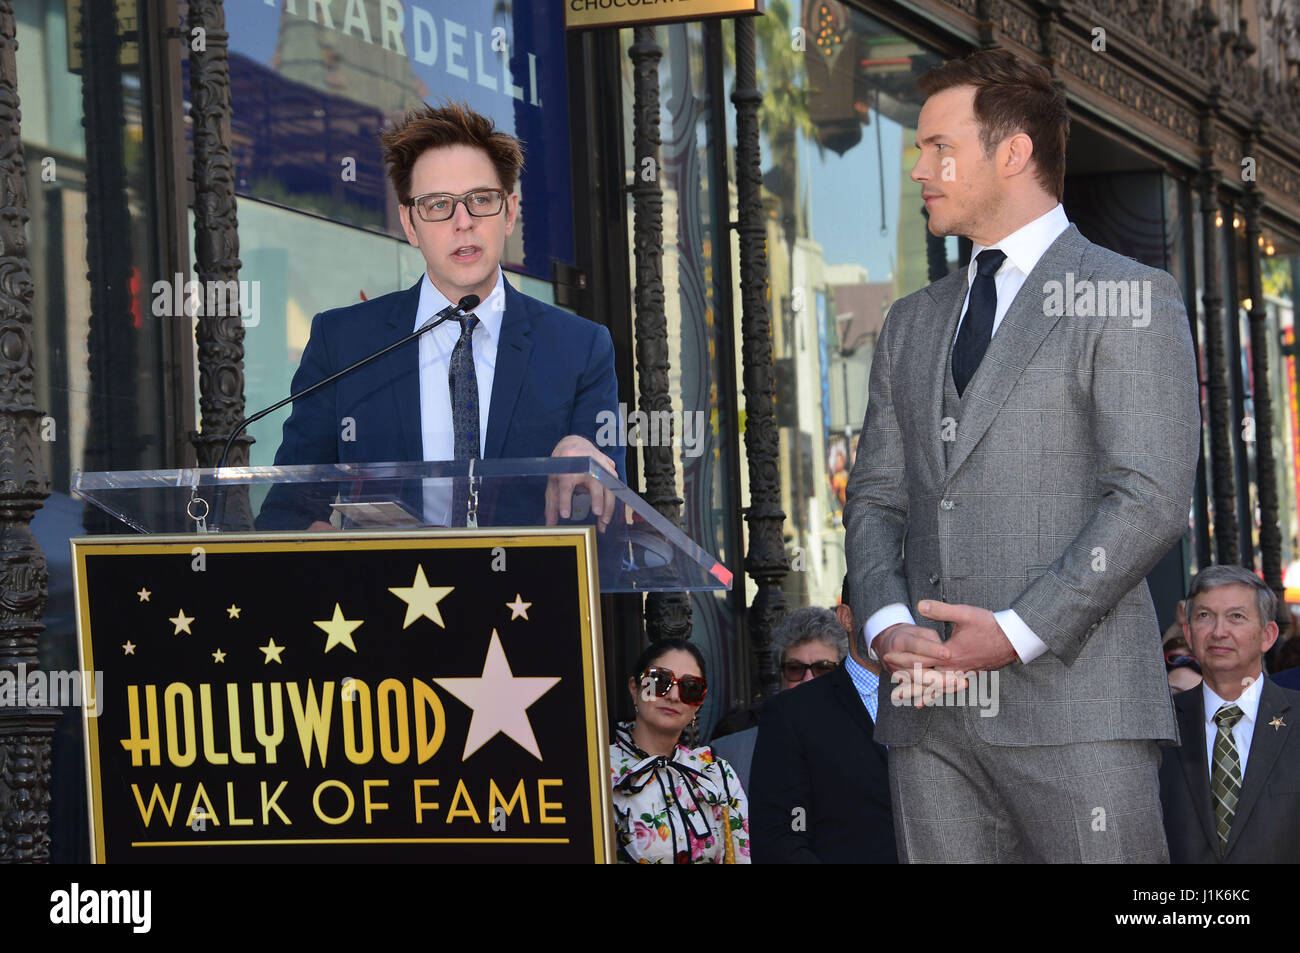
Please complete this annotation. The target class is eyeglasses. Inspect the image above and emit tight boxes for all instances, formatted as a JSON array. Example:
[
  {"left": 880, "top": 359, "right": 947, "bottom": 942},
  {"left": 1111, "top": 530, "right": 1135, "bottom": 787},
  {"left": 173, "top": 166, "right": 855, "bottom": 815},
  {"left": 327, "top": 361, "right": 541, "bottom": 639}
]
[
  {"left": 408, "top": 189, "right": 506, "bottom": 222},
  {"left": 782, "top": 659, "right": 840, "bottom": 681},
  {"left": 638, "top": 666, "right": 708, "bottom": 706}
]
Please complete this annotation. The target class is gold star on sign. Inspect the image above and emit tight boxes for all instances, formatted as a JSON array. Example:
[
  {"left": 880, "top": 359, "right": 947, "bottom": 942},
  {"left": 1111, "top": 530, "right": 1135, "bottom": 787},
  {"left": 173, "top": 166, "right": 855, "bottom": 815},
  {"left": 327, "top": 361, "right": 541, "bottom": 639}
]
[
  {"left": 169, "top": 610, "right": 194, "bottom": 635},
  {"left": 137, "top": 587, "right": 151, "bottom": 602},
  {"left": 227, "top": 604, "right": 241, "bottom": 619},
  {"left": 506, "top": 594, "right": 532, "bottom": 621},
  {"left": 314, "top": 603, "right": 363, "bottom": 653},
  {"left": 259, "top": 638, "right": 285, "bottom": 665},
  {"left": 122, "top": 641, "right": 136, "bottom": 655},
  {"left": 212, "top": 648, "right": 226, "bottom": 664},
  {"left": 1269, "top": 715, "right": 1286, "bottom": 730},
  {"left": 388, "top": 565, "right": 454, "bottom": 629},
  {"left": 434, "top": 629, "right": 560, "bottom": 761}
]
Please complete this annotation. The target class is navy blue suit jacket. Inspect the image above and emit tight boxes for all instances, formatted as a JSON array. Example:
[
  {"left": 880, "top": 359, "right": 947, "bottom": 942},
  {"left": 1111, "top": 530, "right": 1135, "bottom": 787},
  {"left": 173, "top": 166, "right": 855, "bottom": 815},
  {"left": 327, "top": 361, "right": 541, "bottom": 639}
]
[{"left": 256, "top": 277, "right": 622, "bottom": 529}]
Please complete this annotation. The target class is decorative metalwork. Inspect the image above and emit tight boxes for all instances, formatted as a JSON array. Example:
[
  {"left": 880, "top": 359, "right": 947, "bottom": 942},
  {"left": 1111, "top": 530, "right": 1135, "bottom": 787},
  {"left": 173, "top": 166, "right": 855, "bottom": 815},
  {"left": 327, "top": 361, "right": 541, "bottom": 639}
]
[
  {"left": 1197, "top": 99, "right": 1241, "bottom": 565},
  {"left": 79, "top": 0, "right": 137, "bottom": 535},
  {"left": 0, "top": 0, "right": 55, "bottom": 863},
  {"left": 733, "top": 16, "right": 788, "bottom": 699},
  {"left": 1241, "top": 114, "right": 1282, "bottom": 591},
  {"left": 188, "top": 0, "right": 252, "bottom": 528},
  {"left": 628, "top": 26, "right": 691, "bottom": 643}
]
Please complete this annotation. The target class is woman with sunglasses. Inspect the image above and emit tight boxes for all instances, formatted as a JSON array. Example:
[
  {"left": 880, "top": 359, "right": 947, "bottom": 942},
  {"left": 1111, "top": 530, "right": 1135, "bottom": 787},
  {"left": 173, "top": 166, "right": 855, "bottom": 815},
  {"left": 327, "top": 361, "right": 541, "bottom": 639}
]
[{"left": 611, "top": 638, "right": 751, "bottom": 863}]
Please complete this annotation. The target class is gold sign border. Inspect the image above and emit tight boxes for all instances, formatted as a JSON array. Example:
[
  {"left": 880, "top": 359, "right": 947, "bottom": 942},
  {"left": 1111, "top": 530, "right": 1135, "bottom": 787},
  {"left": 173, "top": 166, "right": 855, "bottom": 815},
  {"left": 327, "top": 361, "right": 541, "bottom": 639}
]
[
  {"left": 72, "top": 527, "right": 613, "bottom": 864},
  {"left": 564, "top": 0, "right": 764, "bottom": 31}
]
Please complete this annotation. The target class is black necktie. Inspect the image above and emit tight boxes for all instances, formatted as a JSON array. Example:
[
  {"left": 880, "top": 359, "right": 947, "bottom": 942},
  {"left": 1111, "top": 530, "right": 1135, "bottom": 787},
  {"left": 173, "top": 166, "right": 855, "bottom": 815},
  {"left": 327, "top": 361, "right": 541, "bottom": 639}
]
[
  {"left": 449, "top": 313, "right": 479, "bottom": 525},
  {"left": 952, "top": 248, "right": 1007, "bottom": 397}
]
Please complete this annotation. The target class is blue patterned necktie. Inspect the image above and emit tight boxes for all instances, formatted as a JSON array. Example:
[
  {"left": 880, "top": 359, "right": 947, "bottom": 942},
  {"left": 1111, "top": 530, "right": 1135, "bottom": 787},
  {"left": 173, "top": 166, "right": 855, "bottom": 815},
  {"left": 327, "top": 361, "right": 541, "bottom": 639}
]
[
  {"left": 449, "top": 313, "right": 481, "bottom": 461},
  {"left": 952, "top": 248, "right": 1007, "bottom": 397},
  {"left": 449, "top": 313, "right": 479, "bottom": 525}
]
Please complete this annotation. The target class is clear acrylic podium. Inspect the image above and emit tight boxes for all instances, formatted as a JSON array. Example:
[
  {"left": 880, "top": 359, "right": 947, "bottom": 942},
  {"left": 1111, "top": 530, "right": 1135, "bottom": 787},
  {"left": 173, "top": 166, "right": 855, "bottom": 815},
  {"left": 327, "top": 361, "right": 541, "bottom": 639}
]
[{"left": 72, "top": 457, "right": 732, "bottom": 594}]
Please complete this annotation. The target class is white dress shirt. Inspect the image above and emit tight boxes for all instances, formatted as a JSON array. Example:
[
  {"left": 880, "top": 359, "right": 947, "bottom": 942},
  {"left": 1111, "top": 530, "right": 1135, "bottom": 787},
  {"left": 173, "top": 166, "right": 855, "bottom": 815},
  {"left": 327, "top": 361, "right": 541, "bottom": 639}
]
[
  {"left": 416, "top": 269, "right": 505, "bottom": 524},
  {"left": 1202, "top": 674, "right": 1264, "bottom": 781},
  {"left": 865, "top": 204, "right": 1071, "bottom": 663}
]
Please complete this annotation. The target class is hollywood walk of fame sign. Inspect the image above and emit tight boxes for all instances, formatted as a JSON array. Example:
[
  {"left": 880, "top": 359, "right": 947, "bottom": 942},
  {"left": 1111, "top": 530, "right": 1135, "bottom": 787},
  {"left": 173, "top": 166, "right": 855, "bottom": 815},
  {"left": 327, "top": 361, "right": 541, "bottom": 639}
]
[{"left": 72, "top": 528, "right": 613, "bottom": 863}]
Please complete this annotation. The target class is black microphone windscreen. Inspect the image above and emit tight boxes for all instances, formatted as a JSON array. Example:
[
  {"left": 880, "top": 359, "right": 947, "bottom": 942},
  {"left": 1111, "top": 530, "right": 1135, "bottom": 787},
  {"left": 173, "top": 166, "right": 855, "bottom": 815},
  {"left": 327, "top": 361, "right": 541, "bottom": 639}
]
[{"left": 458, "top": 294, "right": 481, "bottom": 312}]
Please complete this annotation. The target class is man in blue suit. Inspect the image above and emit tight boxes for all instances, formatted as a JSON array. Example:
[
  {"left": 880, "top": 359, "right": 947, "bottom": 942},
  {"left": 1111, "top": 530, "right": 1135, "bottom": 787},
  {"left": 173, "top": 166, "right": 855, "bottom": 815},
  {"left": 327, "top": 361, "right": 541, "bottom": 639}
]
[{"left": 258, "top": 103, "right": 622, "bottom": 530}]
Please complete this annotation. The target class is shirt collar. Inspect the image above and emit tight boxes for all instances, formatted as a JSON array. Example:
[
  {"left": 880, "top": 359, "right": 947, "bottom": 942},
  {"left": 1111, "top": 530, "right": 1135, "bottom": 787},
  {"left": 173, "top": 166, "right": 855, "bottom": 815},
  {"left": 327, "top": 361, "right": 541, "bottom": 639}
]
[
  {"left": 843, "top": 652, "right": 878, "bottom": 690},
  {"left": 969, "top": 203, "right": 1070, "bottom": 280},
  {"left": 1202, "top": 671, "right": 1265, "bottom": 728},
  {"left": 414, "top": 267, "right": 505, "bottom": 342}
]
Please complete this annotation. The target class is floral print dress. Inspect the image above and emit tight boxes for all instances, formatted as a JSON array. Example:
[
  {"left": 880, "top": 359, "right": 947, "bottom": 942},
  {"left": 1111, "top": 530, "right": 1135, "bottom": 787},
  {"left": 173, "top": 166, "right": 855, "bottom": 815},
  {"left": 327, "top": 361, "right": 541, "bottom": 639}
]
[{"left": 610, "top": 722, "right": 751, "bottom": 864}]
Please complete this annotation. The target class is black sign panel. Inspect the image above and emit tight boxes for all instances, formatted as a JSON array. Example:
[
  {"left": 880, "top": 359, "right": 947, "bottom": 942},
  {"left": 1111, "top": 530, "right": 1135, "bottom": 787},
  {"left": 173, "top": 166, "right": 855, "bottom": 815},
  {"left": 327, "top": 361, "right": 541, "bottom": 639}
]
[{"left": 73, "top": 529, "right": 611, "bottom": 863}]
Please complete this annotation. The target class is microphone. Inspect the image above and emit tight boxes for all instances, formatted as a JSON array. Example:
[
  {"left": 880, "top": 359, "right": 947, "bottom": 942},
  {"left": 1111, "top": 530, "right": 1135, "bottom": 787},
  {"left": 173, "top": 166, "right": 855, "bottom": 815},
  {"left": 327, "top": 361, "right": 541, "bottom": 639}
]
[{"left": 210, "top": 292, "right": 479, "bottom": 501}]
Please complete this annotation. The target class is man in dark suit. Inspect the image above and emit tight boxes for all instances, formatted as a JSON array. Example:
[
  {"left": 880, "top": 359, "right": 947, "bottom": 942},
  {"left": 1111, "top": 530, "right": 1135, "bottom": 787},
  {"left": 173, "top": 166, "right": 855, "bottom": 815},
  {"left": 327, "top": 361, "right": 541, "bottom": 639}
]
[
  {"left": 1159, "top": 565, "right": 1300, "bottom": 863},
  {"left": 748, "top": 581, "right": 896, "bottom": 863},
  {"left": 258, "top": 103, "right": 622, "bottom": 530}
]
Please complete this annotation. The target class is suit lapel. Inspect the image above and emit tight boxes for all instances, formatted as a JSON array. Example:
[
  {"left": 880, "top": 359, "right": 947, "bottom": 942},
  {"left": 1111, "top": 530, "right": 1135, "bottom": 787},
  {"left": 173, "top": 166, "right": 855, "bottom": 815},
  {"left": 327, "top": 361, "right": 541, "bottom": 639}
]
[
  {"left": 829, "top": 663, "right": 883, "bottom": 757},
  {"left": 945, "top": 226, "right": 1084, "bottom": 480},
  {"left": 1175, "top": 686, "right": 1218, "bottom": 854},
  {"left": 918, "top": 272, "right": 968, "bottom": 483},
  {"left": 1224, "top": 679, "right": 1293, "bottom": 858},
  {"left": 484, "top": 279, "right": 534, "bottom": 459},
  {"left": 384, "top": 280, "right": 425, "bottom": 463}
]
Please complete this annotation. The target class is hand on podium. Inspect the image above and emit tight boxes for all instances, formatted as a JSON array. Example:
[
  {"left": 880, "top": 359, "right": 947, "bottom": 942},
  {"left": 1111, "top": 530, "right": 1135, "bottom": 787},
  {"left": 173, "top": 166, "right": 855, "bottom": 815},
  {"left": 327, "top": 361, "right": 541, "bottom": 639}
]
[{"left": 546, "top": 435, "right": 618, "bottom": 533}]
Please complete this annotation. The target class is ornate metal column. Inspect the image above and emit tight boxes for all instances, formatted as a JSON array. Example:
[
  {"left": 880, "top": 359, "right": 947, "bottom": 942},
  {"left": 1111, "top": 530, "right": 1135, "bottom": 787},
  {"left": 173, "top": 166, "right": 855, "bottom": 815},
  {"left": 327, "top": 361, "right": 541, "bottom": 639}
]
[
  {"left": 80, "top": 0, "right": 138, "bottom": 535},
  {"left": 629, "top": 27, "right": 691, "bottom": 643},
  {"left": 1241, "top": 111, "right": 1282, "bottom": 591},
  {"left": 0, "top": 0, "right": 56, "bottom": 863},
  {"left": 188, "top": 0, "right": 251, "bottom": 528},
  {"left": 1196, "top": 91, "right": 1240, "bottom": 565},
  {"left": 733, "top": 16, "right": 788, "bottom": 699}
]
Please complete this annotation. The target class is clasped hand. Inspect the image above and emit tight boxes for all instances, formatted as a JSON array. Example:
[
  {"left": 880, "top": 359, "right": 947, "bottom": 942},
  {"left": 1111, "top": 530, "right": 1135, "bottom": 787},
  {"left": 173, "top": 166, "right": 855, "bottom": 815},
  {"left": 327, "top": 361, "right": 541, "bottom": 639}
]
[{"left": 874, "top": 600, "right": 1017, "bottom": 708}]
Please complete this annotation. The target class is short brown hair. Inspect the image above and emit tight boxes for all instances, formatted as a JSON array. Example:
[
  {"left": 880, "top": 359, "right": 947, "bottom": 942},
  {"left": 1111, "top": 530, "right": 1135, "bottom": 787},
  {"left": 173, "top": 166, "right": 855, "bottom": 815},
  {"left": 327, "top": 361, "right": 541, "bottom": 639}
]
[
  {"left": 379, "top": 101, "right": 524, "bottom": 204},
  {"left": 918, "top": 49, "right": 1069, "bottom": 200}
]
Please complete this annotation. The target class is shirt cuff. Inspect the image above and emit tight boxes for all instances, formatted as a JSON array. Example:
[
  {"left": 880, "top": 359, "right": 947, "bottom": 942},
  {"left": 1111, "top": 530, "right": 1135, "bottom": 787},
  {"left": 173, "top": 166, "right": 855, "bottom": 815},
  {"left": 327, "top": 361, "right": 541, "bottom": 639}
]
[
  {"left": 863, "top": 603, "right": 917, "bottom": 662},
  {"left": 995, "top": 608, "right": 1047, "bottom": 663}
]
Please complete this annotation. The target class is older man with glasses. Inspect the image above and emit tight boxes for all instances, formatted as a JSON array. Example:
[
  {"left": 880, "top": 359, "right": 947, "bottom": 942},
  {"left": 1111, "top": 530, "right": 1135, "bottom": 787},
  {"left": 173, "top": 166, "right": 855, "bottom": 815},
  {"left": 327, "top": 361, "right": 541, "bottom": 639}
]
[{"left": 709, "top": 607, "right": 847, "bottom": 794}]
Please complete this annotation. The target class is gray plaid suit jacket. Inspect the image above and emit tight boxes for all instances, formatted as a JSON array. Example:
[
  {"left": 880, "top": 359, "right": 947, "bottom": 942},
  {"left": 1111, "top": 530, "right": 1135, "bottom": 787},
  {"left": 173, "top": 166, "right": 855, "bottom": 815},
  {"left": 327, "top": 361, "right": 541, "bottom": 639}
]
[{"left": 844, "top": 224, "right": 1200, "bottom": 747}]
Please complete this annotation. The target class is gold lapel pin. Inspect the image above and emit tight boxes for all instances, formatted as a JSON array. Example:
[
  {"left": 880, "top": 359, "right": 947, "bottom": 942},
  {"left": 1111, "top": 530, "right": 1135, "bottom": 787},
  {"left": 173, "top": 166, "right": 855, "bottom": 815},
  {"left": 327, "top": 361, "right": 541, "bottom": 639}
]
[{"left": 1268, "top": 715, "right": 1286, "bottom": 731}]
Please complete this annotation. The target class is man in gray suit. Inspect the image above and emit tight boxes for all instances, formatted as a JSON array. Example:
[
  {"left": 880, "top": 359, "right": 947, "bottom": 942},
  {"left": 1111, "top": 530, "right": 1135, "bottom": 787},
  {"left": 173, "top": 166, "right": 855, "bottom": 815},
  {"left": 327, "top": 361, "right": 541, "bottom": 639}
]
[{"left": 844, "top": 49, "right": 1201, "bottom": 862}]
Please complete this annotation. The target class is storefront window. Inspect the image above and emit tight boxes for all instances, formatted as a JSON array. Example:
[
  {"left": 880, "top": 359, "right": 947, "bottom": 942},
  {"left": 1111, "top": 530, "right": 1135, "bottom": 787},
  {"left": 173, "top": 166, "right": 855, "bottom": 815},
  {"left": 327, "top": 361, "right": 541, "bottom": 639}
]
[
  {"left": 1264, "top": 232, "right": 1300, "bottom": 585},
  {"left": 749, "top": 0, "right": 955, "bottom": 612},
  {"left": 215, "top": 2, "right": 575, "bottom": 471},
  {"left": 220, "top": 0, "right": 574, "bottom": 282}
]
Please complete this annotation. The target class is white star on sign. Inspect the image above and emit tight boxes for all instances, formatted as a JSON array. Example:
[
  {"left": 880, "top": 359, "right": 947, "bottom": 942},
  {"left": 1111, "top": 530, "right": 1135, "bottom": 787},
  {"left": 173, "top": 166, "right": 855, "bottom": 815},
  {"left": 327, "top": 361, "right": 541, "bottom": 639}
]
[
  {"left": 434, "top": 630, "right": 560, "bottom": 761},
  {"left": 169, "top": 610, "right": 194, "bottom": 635},
  {"left": 388, "top": 565, "right": 454, "bottom": 629},
  {"left": 506, "top": 594, "right": 532, "bottom": 621}
]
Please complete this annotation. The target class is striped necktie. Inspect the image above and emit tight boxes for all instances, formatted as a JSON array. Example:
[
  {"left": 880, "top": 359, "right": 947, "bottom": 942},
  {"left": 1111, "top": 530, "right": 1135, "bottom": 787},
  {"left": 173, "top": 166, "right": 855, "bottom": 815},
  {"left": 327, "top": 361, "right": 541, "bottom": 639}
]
[{"left": 1210, "top": 703, "right": 1245, "bottom": 854}]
